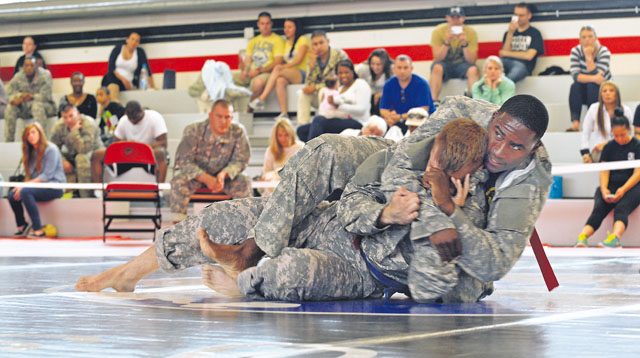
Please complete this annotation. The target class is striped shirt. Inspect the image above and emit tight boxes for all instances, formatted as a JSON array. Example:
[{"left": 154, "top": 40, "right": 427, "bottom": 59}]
[{"left": 569, "top": 44, "right": 611, "bottom": 81}]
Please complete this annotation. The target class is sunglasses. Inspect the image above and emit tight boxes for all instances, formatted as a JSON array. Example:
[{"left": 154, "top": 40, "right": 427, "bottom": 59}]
[{"left": 401, "top": 88, "right": 406, "bottom": 104}]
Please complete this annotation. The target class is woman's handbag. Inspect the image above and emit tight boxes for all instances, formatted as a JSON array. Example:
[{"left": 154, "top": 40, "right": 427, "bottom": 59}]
[{"left": 9, "top": 159, "right": 25, "bottom": 183}]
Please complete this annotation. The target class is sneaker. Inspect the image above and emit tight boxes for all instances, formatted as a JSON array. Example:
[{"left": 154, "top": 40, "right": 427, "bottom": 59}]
[
  {"left": 275, "top": 112, "right": 289, "bottom": 120},
  {"left": 433, "top": 99, "right": 441, "bottom": 107},
  {"left": 94, "top": 190, "right": 103, "bottom": 199},
  {"left": 574, "top": 233, "right": 588, "bottom": 247},
  {"left": 14, "top": 223, "right": 31, "bottom": 237},
  {"left": 27, "top": 230, "right": 46, "bottom": 239},
  {"left": 248, "top": 98, "right": 264, "bottom": 111},
  {"left": 565, "top": 126, "right": 579, "bottom": 132},
  {"left": 598, "top": 232, "right": 621, "bottom": 248}
]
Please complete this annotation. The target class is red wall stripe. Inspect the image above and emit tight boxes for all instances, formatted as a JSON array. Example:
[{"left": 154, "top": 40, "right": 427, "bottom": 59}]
[{"left": 2, "top": 36, "right": 639, "bottom": 82}]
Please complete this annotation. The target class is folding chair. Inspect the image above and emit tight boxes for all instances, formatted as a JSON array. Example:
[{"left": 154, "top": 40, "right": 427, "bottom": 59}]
[
  {"left": 102, "top": 142, "right": 161, "bottom": 242},
  {"left": 189, "top": 188, "right": 231, "bottom": 203}
]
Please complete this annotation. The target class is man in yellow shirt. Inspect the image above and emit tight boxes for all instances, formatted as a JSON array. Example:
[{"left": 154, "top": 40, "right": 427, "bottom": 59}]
[
  {"left": 233, "top": 11, "right": 285, "bottom": 110},
  {"left": 429, "top": 6, "right": 480, "bottom": 105}
]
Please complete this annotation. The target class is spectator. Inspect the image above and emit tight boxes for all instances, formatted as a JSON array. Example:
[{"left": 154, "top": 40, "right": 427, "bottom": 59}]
[
  {"left": 57, "top": 72, "right": 97, "bottom": 119},
  {"left": 261, "top": 118, "right": 304, "bottom": 196},
  {"left": 355, "top": 48, "right": 393, "bottom": 115},
  {"left": 499, "top": 2, "right": 544, "bottom": 83},
  {"left": 8, "top": 124, "right": 64, "bottom": 238},
  {"left": 101, "top": 32, "right": 155, "bottom": 103},
  {"left": 249, "top": 18, "right": 309, "bottom": 119},
  {"left": 297, "top": 30, "right": 349, "bottom": 125},
  {"left": 384, "top": 107, "right": 428, "bottom": 142},
  {"left": 566, "top": 25, "right": 611, "bottom": 132},
  {"left": 429, "top": 6, "right": 480, "bottom": 103},
  {"left": 471, "top": 55, "right": 515, "bottom": 106},
  {"left": 91, "top": 101, "right": 168, "bottom": 183},
  {"left": 0, "top": 78, "right": 6, "bottom": 120},
  {"left": 95, "top": 86, "right": 125, "bottom": 145},
  {"left": 379, "top": 54, "right": 436, "bottom": 134},
  {"left": 13, "top": 36, "right": 47, "bottom": 77},
  {"left": 4, "top": 56, "right": 56, "bottom": 142},
  {"left": 634, "top": 105, "right": 640, "bottom": 139},
  {"left": 340, "top": 115, "right": 388, "bottom": 137},
  {"left": 580, "top": 81, "right": 632, "bottom": 163},
  {"left": 234, "top": 11, "right": 285, "bottom": 111},
  {"left": 170, "top": 99, "right": 252, "bottom": 222},
  {"left": 297, "top": 59, "right": 371, "bottom": 142},
  {"left": 575, "top": 109, "right": 640, "bottom": 248},
  {"left": 49, "top": 104, "right": 104, "bottom": 198}
]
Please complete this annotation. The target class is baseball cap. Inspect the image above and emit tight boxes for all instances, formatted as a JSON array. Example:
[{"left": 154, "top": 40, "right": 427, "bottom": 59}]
[
  {"left": 406, "top": 107, "right": 428, "bottom": 127},
  {"left": 447, "top": 6, "right": 465, "bottom": 17}
]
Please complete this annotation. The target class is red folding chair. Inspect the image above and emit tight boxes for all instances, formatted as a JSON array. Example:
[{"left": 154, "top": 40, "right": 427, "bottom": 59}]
[
  {"left": 102, "top": 142, "right": 161, "bottom": 242},
  {"left": 189, "top": 188, "right": 232, "bottom": 203}
]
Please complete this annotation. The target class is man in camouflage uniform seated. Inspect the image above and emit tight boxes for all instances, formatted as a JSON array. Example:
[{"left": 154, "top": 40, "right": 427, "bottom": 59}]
[
  {"left": 49, "top": 103, "right": 104, "bottom": 197},
  {"left": 4, "top": 56, "right": 56, "bottom": 142},
  {"left": 76, "top": 95, "right": 552, "bottom": 304},
  {"left": 169, "top": 99, "right": 252, "bottom": 223}
]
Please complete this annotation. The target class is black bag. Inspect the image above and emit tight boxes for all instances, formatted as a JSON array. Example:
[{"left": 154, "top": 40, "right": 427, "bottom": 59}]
[
  {"left": 9, "top": 159, "right": 25, "bottom": 183},
  {"left": 538, "top": 65, "right": 569, "bottom": 76}
]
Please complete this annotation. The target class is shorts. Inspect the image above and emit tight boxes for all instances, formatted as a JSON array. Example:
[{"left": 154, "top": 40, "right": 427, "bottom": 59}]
[{"left": 431, "top": 61, "right": 475, "bottom": 81}]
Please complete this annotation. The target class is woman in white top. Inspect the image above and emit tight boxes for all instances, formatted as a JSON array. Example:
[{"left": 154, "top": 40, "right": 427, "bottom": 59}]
[
  {"left": 101, "top": 32, "right": 155, "bottom": 102},
  {"left": 261, "top": 118, "right": 304, "bottom": 196},
  {"left": 355, "top": 48, "right": 393, "bottom": 115},
  {"left": 581, "top": 81, "right": 632, "bottom": 163},
  {"left": 297, "top": 59, "right": 371, "bottom": 142}
]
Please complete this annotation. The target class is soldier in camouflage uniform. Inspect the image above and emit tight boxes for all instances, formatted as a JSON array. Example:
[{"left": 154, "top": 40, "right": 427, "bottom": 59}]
[
  {"left": 169, "top": 99, "right": 252, "bottom": 222},
  {"left": 49, "top": 104, "right": 104, "bottom": 197},
  {"left": 4, "top": 56, "right": 56, "bottom": 142}
]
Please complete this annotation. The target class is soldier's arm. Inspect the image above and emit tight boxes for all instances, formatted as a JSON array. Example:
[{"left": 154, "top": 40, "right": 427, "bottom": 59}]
[
  {"left": 7, "top": 78, "right": 22, "bottom": 103},
  {"left": 33, "top": 72, "right": 53, "bottom": 103},
  {"left": 219, "top": 127, "right": 250, "bottom": 180},
  {"left": 67, "top": 119, "right": 96, "bottom": 153},
  {"left": 174, "top": 125, "right": 207, "bottom": 180}
]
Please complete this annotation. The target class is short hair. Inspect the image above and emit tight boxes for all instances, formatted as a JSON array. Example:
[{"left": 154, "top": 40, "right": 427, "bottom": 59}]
[
  {"left": 258, "top": 11, "right": 272, "bottom": 20},
  {"left": 611, "top": 107, "right": 630, "bottom": 129},
  {"left": 70, "top": 72, "right": 85, "bottom": 81},
  {"left": 515, "top": 2, "right": 534, "bottom": 14},
  {"left": 335, "top": 59, "right": 358, "bottom": 79},
  {"left": 495, "top": 94, "right": 548, "bottom": 139},
  {"left": 59, "top": 103, "right": 77, "bottom": 114},
  {"left": 23, "top": 56, "right": 37, "bottom": 65},
  {"left": 311, "top": 30, "right": 327, "bottom": 39},
  {"left": 395, "top": 54, "right": 413, "bottom": 65},
  {"left": 125, "top": 100, "right": 143, "bottom": 117},
  {"left": 98, "top": 86, "right": 110, "bottom": 96},
  {"left": 212, "top": 98, "right": 231, "bottom": 111},
  {"left": 438, "top": 118, "right": 489, "bottom": 175}
]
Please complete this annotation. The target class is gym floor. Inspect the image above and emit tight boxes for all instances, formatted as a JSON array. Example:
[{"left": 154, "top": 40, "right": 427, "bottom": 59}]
[{"left": 1, "top": 238, "right": 639, "bottom": 357}]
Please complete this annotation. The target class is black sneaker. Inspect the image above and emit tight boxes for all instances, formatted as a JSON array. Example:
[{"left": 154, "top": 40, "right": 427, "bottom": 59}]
[{"left": 14, "top": 223, "right": 31, "bottom": 237}]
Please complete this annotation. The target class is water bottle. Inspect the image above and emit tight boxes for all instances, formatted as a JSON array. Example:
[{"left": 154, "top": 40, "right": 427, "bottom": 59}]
[{"left": 139, "top": 64, "right": 149, "bottom": 90}]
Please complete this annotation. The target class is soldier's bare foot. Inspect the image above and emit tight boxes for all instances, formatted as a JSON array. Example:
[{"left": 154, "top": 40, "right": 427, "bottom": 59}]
[
  {"left": 75, "top": 267, "right": 137, "bottom": 292},
  {"left": 201, "top": 264, "right": 243, "bottom": 297},
  {"left": 198, "top": 228, "right": 264, "bottom": 280}
]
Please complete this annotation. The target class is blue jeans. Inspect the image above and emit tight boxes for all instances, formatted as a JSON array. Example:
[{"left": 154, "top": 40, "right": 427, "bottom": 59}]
[
  {"left": 8, "top": 187, "right": 63, "bottom": 230},
  {"left": 297, "top": 116, "right": 363, "bottom": 142},
  {"left": 501, "top": 58, "right": 530, "bottom": 83}
]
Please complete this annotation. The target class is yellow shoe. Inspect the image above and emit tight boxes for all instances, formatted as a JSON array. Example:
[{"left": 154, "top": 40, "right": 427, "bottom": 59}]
[{"left": 574, "top": 233, "right": 588, "bottom": 248}]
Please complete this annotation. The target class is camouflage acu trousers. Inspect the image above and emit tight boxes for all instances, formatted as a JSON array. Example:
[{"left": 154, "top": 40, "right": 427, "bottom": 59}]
[
  {"left": 249, "top": 134, "right": 394, "bottom": 257},
  {"left": 61, "top": 151, "right": 93, "bottom": 198},
  {"left": 169, "top": 172, "right": 252, "bottom": 217},
  {"left": 4, "top": 101, "right": 55, "bottom": 142}
]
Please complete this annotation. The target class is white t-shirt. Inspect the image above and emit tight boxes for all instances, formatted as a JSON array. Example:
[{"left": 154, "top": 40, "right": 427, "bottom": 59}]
[
  {"left": 115, "top": 46, "right": 138, "bottom": 83},
  {"left": 114, "top": 109, "right": 168, "bottom": 144}
]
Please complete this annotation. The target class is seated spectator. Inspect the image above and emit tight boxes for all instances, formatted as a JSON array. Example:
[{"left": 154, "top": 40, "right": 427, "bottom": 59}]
[
  {"left": 13, "top": 36, "right": 47, "bottom": 77},
  {"left": 91, "top": 101, "right": 168, "bottom": 183},
  {"left": 95, "top": 86, "right": 125, "bottom": 145},
  {"left": 296, "top": 59, "right": 371, "bottom": 142},
  {"left": 49, "top": 104, "right": 104, "bottom": 198},
  {"left": 499, "top": 2, "right": 544, "bottom": 83},
  {"left": 384, "top": 107, "right": 428, "bottom": 142},
  {"left": 249, "top": 18, "right": 309, "bottom": 119},
  {"left": 340, "top": 115, "right": 388, "bottom": 137},
  {"left": 567, "top": 25, "right": 611, "bottom": 132},
  {"left": 379, "top": 54, "right": 435, "bottom": 134},
  {"left": 170, "top": 99, "right": 252, "bottom": 222},
  {"left": 58, "top": 72, "right": 97, "bottom": 119},
  {"left": 0, "top": 78, "right": 6, "bottom": 120},
  {"left": 233, "top": 11, "right": 285, "bottom": 112},
  {"left": 4, "top": 56, "right": 56, "bottom": 142},
  {"left": 101, "top": 32, "right": 155, "bottom": 103},
  {"left": 634, "top": 105, "right": 640, "bottom": 140},
  {"left": 575, "top": 109, "right": 640, "bottom": 248},
  {"left": 297, "top": 30, "right": 349, "bottom": 125},
  {"left": 261, "top": 118, "right": 304, "bottom": 196},
  {"left": 429, "top": 6, "right": 480, "bottom": 103},
  {"left": 8, "top": 124, "right": 64, "bottom": 238},
  {"left": 471, "top": 56, "right": 515, "bottom": 106},
  {"left": 355, "top": 48, "right": 393, "bottom": 116},
  {"left": 580, "top": 81, "right": 632, "bottom": 163}
]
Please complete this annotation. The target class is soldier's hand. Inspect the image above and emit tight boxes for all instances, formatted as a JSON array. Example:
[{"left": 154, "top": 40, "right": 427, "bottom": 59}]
[
  {"left": 378, "top": 187, "right": 419, "bottom": 226},
  {"left": 429, "top": 228, "right": 461, "bottom": 263},
  {"left": 423, "top": 168, "right": 455, "bottom": 215},
  {"left": 22, "top": 93, "right": 33, "bottom": 102},
  {"left": 216, "top": 171, "right": 228, "bottom": 192},
  {"left": 451, "top": 174, "right": 470, "bottom": 207}
]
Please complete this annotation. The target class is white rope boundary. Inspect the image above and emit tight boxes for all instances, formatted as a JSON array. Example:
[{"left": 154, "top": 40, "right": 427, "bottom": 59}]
[{"left": 1, "top": 160, "right": 639, "bottom": 190}]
